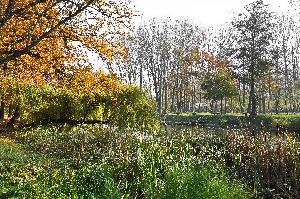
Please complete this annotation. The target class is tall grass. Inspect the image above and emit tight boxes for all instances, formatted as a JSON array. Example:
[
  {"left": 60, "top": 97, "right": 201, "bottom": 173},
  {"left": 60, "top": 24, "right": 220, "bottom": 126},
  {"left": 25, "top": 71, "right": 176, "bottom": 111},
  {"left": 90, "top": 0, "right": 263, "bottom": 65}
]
[
  {"left": 0, "top": 125, "right": 250, "bottom": 198},
  {"left": 173, "top": 126, "right": 300, "bottom": 198},
  {"left": 222, "top": 130, "right": 300, "bottom": 198},
  {"left": 2, "top": 124, "right": 299, "bottom": 198}
]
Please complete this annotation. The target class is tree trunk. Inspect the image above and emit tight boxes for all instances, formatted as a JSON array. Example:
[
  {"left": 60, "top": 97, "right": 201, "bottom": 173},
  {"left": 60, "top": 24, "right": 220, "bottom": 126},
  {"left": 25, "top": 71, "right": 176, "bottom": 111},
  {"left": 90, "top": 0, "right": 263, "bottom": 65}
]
[
  {"left": 258, "top": 90, "right": 262, "bottom": 114},
  {"left": 275, "top": 89, "right": 280, "bottom": 114},
  {"left": 268, "top": 73, "right": 271, "bottom": 113},
  {"left": 171, "top": 88, "right": 175, "bottom": 112},
  {"left": 262, "top": 93, "right": 266, "bottom": 114},
  {"left": 250, "top": 76, "right": 257, "bottom": 117},
  {"left": 8, "top": 102, "right": 13, "bottom": 118},
  {"left": 214, "top": 100, "right": 218, "bottom": 113},
  {"left": 238, "top": 82, "right": 244, "bottom": 113},
  {"left": 249, "top": 31, "right": 257, "bottom": 121},
  {"left": 6, "top": 104, "right": 20, "bottom": 127},
  {"left": 283, "top": 35, "right": 289, "bottom": 114},
  {"left": 139, "top": 64, "right": 143, "bottom": 89},
  {"left": 220, "top": 99, "right": 223, "bottom": 114},
  {"left": 242, "top": 80, "right": 246, "bottom": 106},
  {"left": 0, "top": 96, "right": 4, "bottom": 121},
  {"left": 224, "top": 97, "right": 227, "bottom": 114},
  {"left": 249, "top": 61, "right": 257, "bottom": 131},
  {"left": 163, "top": 77, "right": 168, "bottom": 114},
  {"left": 192, "top": 86, "right": 196, "bottom": 112},
  {"left": 178, "top": 83, "right": 183, "bottom": 112}
]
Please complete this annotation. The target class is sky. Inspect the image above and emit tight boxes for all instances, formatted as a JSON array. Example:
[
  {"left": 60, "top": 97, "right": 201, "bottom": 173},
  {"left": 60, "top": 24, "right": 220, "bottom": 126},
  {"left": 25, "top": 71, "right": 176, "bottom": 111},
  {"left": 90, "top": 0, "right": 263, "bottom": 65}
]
[{"left": 132, "top": 0, "right": 290, "bottom": 27}]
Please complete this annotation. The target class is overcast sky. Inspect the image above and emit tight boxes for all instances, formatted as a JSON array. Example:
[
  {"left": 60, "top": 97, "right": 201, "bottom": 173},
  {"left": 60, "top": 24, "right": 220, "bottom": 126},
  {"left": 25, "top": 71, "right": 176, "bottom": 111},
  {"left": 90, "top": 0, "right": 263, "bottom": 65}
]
[{"left": 132, "top": 0, "right": 290, "bottom": 27}]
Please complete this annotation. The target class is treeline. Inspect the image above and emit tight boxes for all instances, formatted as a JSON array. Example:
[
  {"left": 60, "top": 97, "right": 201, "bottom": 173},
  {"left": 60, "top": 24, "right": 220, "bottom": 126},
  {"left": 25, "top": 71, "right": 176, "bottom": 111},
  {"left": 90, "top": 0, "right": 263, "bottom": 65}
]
[{"left": 119, "top": 0, "right": 300, "bottom": 115}]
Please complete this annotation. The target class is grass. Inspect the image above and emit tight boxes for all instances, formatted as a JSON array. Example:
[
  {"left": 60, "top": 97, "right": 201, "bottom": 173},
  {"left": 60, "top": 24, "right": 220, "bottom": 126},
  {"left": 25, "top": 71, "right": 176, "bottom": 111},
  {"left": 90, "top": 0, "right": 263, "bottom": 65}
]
[
  {"left": 222, "top": 130, "right": 300, "bottom": 198},
  {"left": 164, "top": 112, "right": 300, "bottom": 132},
  {"left": 2, "top": 124, "right": 298, "bottom": 198},
  {"left": 194, "top": 128, "right": 300, "bottom": 198},
  {"left": 0, "top": 125, "right": 250, "bottom": 198}
]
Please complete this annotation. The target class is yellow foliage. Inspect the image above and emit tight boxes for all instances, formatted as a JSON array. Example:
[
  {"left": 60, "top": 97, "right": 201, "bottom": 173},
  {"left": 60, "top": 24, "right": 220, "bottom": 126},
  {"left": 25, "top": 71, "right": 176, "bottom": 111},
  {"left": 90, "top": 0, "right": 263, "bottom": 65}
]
[
  {"left": 0, "top": 0, "right": 133, "bottom": 87},
  {"left": 56, "top": 67, "right": 125, "bottom": 96}
]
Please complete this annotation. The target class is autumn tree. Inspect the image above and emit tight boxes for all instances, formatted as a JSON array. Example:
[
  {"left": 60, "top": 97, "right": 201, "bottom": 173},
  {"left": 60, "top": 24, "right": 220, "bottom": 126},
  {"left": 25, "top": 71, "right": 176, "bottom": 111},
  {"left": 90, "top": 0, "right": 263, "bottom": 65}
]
[
  {"left": 0, "top": 0, "right": 132, "bottom": 66},
  {"left": 0, "top": 0, "right": 133, "bottom": 124},
  {"left": 0, "top": 0, "right": 133, "bottom": 95}
]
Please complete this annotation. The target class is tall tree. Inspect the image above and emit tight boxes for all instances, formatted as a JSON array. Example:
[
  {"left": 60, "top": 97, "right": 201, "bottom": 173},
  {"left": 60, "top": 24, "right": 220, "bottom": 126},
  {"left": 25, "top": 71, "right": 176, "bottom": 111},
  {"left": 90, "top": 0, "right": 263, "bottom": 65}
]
[
  {"left": 122, "top": 18, "right": 208, "bottom": 113},
  {"left": 231, "top": 0, "right": 274, "bottom": 119}
]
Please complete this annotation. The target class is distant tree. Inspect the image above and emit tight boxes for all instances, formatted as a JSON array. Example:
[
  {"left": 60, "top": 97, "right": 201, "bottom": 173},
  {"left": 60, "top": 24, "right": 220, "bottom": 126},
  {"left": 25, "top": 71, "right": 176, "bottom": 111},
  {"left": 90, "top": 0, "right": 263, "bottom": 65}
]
[
  {"left": 201, "top": 69, "right": 238, "bottom": 113},
  {"left": 294, "top": 79, "right": 300, "bottom": 111},
  {"left": 123, "top": 18, "right": 208, "bottom": 114},
  {"left": 231, "top": 0, "right": 274, "bottom": 119}
]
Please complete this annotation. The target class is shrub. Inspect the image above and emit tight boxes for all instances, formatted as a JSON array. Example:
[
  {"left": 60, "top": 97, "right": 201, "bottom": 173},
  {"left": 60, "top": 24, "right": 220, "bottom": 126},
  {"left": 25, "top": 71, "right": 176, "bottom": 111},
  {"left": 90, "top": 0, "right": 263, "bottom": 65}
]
[{"left": 9, "top": 83, "right": 159, "bottom": 132}]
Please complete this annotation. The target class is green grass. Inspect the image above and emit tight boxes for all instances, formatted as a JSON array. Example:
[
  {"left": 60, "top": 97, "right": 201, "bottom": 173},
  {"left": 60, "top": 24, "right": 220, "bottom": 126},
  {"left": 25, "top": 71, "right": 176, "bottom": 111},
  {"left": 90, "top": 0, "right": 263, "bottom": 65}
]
[
  {"left": 0, "top": 125, "right": 250, "bottom": 198},
  {"left": 164, "top": 113, "right": 300, "bottom": 132},
  {"left": 2, "top": 124, "right": 299, "bottom": 198}
]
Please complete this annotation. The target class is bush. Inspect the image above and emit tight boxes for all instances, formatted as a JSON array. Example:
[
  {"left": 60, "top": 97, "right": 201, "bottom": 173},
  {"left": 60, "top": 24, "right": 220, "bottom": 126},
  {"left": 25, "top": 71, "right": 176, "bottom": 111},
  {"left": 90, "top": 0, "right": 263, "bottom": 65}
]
[
  {"left": 9, "top": 83, "right": 159, "bottom": 132},
  {"left": 109, "top": 86, "right": 160, "bottom": 131}
]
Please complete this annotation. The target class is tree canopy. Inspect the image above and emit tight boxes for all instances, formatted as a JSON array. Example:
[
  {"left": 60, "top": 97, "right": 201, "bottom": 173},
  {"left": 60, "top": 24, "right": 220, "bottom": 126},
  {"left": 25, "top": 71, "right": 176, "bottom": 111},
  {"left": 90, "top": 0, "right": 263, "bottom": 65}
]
[{"left": 0, "top": 0, "right": 133, "bottom": 73}]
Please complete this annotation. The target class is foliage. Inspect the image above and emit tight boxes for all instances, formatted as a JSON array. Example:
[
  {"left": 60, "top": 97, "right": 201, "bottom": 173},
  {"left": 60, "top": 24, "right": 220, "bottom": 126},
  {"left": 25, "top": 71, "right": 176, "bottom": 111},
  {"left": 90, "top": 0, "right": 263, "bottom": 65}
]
[
  {"left": 222, "top": 130, "right": 300, "bottom": 198},
  {"left": 0, "top": 0, "right": 133, "bottom": 127},
  {"left": 2, "top": 121, "right": 300, "bottom": 198},
  {"left": 123, "top": 18, "right": 239, "bottom": 114},
  {"left": 201, "top": 69, "right": 238, "bottom": 101},
  {"left": 257, "top": 114, "right": 300, "bottom": 132},
  {"left": 0, "top": 126, "right": 250, "bottom": 198},
  {"left": 231, "top": 0, "right": 274, "bottom": 76},
  {"left": 169, "top": 126, "right": 300, "bottom": 198},
  {"left": 231, "top": 0, "right": 274, "bottom": 116},
  {"left": 0, "top": 0, "right": 132, "bottom": 67},
  {"left": 109, "top": 86, "right": 160, "bottom": 131},
  {"left": 7, "top": 76, "right": 159, "bottom": 131}
]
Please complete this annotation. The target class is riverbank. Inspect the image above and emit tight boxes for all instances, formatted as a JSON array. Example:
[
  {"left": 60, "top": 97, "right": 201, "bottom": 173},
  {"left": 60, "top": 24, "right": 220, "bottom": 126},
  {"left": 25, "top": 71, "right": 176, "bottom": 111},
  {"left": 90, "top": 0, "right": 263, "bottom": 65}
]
[{"left": 162, "top": 113, "right": 300, "bottom": 133}]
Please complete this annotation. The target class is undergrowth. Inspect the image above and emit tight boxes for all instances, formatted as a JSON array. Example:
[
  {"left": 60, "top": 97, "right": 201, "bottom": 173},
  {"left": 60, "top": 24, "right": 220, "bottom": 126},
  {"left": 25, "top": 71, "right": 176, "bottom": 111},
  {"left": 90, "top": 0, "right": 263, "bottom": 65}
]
[{"left": 0, "top": 125, "right": 250, "bottom": 198}]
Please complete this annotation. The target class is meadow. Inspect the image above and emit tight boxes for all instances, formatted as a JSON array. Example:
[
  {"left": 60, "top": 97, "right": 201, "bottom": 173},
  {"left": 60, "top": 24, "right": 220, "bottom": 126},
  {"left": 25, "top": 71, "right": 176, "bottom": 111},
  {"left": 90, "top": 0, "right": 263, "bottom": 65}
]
[
  {"left": 0, "top": 124, "right": 299, "bottom": 198},
  {"left": 0, "top": 124, "right": 249, "bottom": 198},
  {"left": 1, "top": 0, "right": 300, "bottom": 198}
]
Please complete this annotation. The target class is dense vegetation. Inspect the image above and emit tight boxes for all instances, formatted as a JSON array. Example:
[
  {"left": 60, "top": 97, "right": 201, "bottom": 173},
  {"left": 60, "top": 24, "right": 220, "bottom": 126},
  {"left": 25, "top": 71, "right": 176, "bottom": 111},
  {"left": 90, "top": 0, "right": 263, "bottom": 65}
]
[
  {"left": 0, "top": 126, "right": 250, "bottom": 198},
  {"left": 123, "top": 0, "right": 300, "bottom": 117},
  {"left": 1, "top": 0, "right": 300, "bottom": 198},
  {"left": 1, "top": 125, "right": 299, "bottom": 198}
]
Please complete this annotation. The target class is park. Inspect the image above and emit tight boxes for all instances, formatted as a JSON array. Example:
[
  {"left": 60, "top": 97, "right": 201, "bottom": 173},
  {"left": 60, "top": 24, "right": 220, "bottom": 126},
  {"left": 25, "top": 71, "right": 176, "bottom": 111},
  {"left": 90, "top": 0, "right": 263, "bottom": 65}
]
[{"left": 0, "top": 0, "right": 300, "bottom": 198}]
